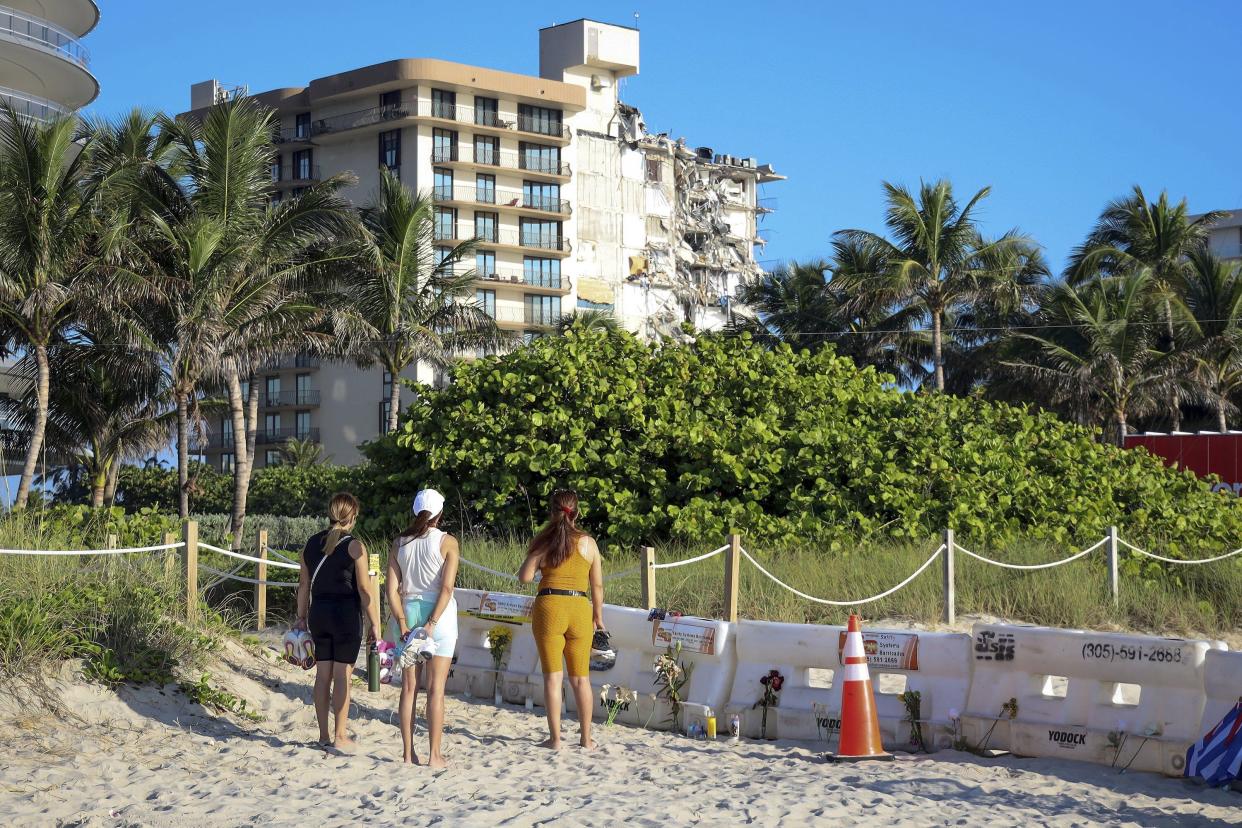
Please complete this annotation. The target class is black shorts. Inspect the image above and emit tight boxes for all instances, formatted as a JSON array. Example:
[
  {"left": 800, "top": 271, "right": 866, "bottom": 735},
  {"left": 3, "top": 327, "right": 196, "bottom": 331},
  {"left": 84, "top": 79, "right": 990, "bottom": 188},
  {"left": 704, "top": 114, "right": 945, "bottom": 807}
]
[{"left": 309, "top": 596, "right": 363, "bottom": 664}]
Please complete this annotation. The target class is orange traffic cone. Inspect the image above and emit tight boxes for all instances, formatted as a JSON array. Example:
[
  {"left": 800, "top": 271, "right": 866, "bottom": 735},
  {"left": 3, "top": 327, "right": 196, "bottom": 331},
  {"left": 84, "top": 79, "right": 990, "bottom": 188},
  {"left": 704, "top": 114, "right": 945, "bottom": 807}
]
[{"left": 826, "top": 613, "right": 893, "bottom": 762}]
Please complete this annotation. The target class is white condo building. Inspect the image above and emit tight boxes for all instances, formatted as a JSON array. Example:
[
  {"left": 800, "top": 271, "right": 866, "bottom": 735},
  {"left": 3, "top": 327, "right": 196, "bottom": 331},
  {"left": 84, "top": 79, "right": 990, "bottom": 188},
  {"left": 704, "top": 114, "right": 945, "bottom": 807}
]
[
  {"left": 0, "top": 1, "right": 98, "bottom": 120},
  {"left": 184, "top": 19, "right": 782, "bottom": 469}
]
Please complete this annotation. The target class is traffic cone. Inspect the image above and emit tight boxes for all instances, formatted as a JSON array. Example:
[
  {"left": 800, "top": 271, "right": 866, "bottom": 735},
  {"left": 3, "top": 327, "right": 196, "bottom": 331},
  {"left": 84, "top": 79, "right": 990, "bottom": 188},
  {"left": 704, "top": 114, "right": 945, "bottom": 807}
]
[{"left": 826, "top": 613, "right": 893, "bottom": 762}]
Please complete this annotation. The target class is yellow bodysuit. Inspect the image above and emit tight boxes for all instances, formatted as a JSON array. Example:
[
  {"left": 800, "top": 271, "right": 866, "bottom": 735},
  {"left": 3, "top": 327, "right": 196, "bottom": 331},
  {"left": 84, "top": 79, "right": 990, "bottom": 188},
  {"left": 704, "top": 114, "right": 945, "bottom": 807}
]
[{"left": 532, "top": 537, "right": 593, "bottom": 677}]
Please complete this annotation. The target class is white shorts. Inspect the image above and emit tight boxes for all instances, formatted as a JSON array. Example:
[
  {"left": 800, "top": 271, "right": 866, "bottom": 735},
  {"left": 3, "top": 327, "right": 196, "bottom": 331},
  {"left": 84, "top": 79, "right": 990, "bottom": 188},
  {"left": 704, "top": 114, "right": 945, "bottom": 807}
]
[{"left": 389, "top": 595, "right": 458, "bottom": 660}]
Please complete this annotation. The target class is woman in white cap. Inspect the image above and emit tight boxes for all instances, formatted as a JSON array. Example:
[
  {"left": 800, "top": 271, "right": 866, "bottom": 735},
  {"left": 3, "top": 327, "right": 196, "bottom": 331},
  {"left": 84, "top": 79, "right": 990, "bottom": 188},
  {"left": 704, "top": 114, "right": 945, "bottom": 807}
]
[{"left": 385, "top": 488, "right": 460, "bottom": 768}]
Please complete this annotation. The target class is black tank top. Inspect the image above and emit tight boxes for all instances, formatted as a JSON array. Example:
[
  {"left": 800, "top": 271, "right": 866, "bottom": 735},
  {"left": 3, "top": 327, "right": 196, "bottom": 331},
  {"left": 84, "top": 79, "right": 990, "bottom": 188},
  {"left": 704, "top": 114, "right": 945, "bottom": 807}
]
[{"left": 303, "top": 531, "right": 358, "bottom": 600}]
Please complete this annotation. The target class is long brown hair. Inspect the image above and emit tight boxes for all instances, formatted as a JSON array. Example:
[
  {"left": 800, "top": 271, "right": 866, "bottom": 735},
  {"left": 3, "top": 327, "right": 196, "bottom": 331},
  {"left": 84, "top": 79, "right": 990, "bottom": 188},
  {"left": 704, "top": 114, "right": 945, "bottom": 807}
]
[
  {"left": 322, "top": 492, "right": 360, "bottom": 555},
  {"left": 400, "top": 510, "right": 441, "bottom": 540},
  {"left": 528, "top": 490, "right": 584, "bottom": 569}
]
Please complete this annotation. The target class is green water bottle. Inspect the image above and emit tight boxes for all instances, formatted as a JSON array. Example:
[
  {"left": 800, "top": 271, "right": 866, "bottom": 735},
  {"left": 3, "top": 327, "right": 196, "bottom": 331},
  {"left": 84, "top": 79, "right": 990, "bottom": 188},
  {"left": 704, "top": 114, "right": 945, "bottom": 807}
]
[{"left": 367, "top": 642, "right": 380, "bottom": 693}]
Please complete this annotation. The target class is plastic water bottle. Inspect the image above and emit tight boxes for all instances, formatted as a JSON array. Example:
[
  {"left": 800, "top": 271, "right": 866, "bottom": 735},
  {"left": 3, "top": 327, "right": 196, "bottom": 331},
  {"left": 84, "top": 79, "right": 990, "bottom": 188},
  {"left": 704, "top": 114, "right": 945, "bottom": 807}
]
[{"left": 729, "top": 713, "right": 741, "bottom": 745}]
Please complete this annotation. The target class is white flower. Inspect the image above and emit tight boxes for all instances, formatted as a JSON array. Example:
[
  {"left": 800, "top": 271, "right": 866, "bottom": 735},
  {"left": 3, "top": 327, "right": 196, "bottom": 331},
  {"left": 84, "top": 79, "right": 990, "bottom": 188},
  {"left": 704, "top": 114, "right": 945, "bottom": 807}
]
[{"left": 948, "top": 708, "right": 960, "bottom": 720}]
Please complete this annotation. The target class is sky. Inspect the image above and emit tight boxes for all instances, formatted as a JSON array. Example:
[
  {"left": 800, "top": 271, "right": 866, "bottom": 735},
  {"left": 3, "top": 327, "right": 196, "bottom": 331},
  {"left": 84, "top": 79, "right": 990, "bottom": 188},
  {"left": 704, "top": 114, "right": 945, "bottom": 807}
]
[{"left": 83, "top": 0, "right": 1242, "bottom": 275}]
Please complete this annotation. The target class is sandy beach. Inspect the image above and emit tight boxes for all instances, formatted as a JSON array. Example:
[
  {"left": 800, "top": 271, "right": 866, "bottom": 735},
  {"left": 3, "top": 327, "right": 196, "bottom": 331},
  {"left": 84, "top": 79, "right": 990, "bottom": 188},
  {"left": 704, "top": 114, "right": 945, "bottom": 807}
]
[{"left": 1, "top": 635, "right": 1237, "bottom": 828}]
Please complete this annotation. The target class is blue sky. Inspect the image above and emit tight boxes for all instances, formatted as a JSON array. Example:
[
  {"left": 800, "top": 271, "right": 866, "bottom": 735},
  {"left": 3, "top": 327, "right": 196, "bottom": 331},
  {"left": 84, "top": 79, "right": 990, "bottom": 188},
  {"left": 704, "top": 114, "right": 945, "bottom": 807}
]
[{"left": 87, "top": 0, "right": 1242, "bottom": 275}]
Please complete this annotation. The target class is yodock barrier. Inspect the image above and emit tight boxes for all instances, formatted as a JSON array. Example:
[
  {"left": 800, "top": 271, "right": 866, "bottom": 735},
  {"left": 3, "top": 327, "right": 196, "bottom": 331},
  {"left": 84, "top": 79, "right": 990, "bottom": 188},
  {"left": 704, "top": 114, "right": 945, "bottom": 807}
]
[
  {"left": 961, "top": 622, "right": 1221, "bottom": 775},
  {"left": 445, "top": 587, "right": 542, "bottom": 704},
  {"left": 564, "top": 605, "right": 735, "bottom": 733},
  {"left": 1200, "top": 649, "right": 1242, "bottom": 746},
  {"left": 729, "top": 619, "right": 970, "bottom": 749}
]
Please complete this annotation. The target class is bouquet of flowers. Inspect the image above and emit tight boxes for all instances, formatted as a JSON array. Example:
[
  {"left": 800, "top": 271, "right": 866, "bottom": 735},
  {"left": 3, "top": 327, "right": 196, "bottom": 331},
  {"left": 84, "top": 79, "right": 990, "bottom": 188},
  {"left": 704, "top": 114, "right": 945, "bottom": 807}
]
[
  {"left": 754, "top": 669, "right": 784, "bottom": 739},
  {"left": 600, "top": 684, "right": 637, "bottom": 726},
  {"left": 900, "top": 689, "right": 926, "bottom": 752},
  {"left": 487, "top": 626, "right": 512, "bottom": 674},
  {"left": 653, "top": 642, "right": 693, "bottom": 732}
]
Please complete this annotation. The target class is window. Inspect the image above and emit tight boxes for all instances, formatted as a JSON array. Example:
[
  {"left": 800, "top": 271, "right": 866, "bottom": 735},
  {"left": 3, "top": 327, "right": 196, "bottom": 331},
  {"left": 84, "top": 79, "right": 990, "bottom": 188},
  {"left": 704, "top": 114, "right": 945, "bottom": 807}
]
[
  {"left": 433, "top": 168, "right": 453, "bottom": 200},
  {"left": 434, "top": 246, "right": 453, "bottom": 266},
  {"left": 220, "top": 418, "right": 234, "bottom": 447},
  {"left": 379, "top": 129, "right": 401, "bottom": 173},
  {"left": 431, "top": 89, "right": 456, "bottom": 120},
  {"left": 296, "top": 373, "right": 312, "bottom": 405},
  {"left": 520, "top": 142, "right": 560, "bottom": 174},
  {"left": 474, "top": 96, "right": 498, "bottom": 126},
  {"left": 646, "top": 157, "right": 662, "bottom": 183},
  {"left": 241, "top": 380, "right": 250, "bottom": 402},
  {"left": 221, "top": 452, "right": 235, "bottom": 473},
  {"left": 525, "top": 294, "right": 561, "bottom": 325},
  {"left": 524, "top": 257, "right": 561, "bottom": 288},
  {"left": 291, "top": 186, "right": 306, "bottom": 198},
  {"left": 432, "top": 128, "right": 457, "bottom": 163},
  {"left": 476, "top": 250, "right": 496, "bottom": 278},
  {"left": 475, "top": 289, "right": 496, "bottom": 318},
  {"left": 380, "top": 89, "right": 401, "bottom": 109},
  {"left": 292, "top": 149, "right": 312, "bottom": 180},
  {"left": 295, "top": 410, "right": 311, "bottom": 439},
  {"left": 523, "top": 181, "right": 561, "bottom": 212},
  {"left": 379, "top": 400, "right": 392, "bottom": 434},
  {"left": 382, "top": 370, "right": 393, "bottom": 400},
  {"left": 520, "top": 218, "right": 561, "bottom": 249},
  {"left": 522, "top": 330, "right": 544, "bottom": 345},
  {"left": 270, "top": 159, "right": 282, "bottom": 182},
  {"left": 476, "top": 174, "right": 495, "bottom": 204},
  {"left": 265, "top": 450, "right": 282, "bottom": 466},
  {"left": 270, "top": 193, "right": 282, "bottom": 207},
  {"left": 265, "top": 413, "right": 281, "bottom": 437},
  {"left": 433, "top": 208, "right": 456, "bottom": 241},
  {"left": 265, "top": 376, "right": 280, "bottom": 400},
  {"left": 518, "top": 104, "right": 562, "bottom": 137},
  {"left": 474, "top": 211, "right": 498, "bottom": 243},
  {"left": 295, "top": 112, "right": 310, "bottom": 139},
  {"left": 474, "top": 135, "right": 499, "bottom": 166}
]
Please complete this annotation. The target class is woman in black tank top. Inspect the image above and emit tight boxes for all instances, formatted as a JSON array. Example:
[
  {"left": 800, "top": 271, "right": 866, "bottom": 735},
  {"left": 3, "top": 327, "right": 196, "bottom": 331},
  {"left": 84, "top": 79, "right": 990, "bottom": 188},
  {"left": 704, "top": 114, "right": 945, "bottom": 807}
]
[{"left": 295, "top": 492, "right": 381, "bottom": 751}]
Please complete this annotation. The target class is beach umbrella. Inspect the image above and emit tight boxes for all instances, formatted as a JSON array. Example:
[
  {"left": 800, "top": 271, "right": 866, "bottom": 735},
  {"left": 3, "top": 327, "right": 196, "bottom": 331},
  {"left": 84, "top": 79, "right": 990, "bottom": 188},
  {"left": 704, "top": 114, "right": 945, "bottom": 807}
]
[{"left": 1185, "top": 699, "right": 1242, "bottom": 786}]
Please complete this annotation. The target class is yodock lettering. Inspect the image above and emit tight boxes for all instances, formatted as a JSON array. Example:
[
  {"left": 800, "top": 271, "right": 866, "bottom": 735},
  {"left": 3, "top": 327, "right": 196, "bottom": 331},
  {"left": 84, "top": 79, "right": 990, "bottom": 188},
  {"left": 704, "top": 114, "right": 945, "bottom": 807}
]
[{"left": 1048, "top": 729, "right": 1087, "bottom": 748}]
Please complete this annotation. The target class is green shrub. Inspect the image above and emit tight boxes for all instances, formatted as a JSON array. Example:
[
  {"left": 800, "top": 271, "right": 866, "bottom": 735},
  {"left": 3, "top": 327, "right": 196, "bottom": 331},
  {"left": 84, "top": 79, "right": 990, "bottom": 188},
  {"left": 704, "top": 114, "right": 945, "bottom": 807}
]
[
  {"left": 361, "top": 329, "right": 1242, "bottom": 555},
  {"left": 115, "top": 462, "right": 362, "bottom": 516}
]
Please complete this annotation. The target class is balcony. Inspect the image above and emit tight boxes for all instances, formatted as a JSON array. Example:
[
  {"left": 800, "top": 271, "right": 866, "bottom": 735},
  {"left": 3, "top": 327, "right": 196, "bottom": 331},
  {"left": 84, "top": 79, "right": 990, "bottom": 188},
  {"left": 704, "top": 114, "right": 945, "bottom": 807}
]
[
  {"left": 490, "top": 306, "right": 558, "bottom": 330},
  {"left": 1211, "top": 242, "right": 1242, "bottom": 261},
  {"left": 270, "top": 163, "right": 320, "bottom": 188},
  {"left": 261, "top": 354, "right": 321, "bottom": 370},
  {"left": 257, "top": 428, "right": 319, "bottom": 446},
  {"left": 310, "top": 101, "right": 570, "bottom": 144},
  {"left": 431, "top": 146, "right": 571, "bottom": 180},
  {"left": 0, "top": 85, "right": 67, "bottom": 123},
  {"left": 261, "top": 390, "right": 321, "bottom": 408},
  {"left": 272, "top": 126, "right": 314, "bottom": 147},
  {"left": 435, "top": 224, "right": 570, "bottom": 256},
  {"left": 469, "top": 266, "right": 571, "bottom": 295},
  {"left": 431, "top": 183, "right": 571, "bottom": 217},
  {"left": 0, "top": 5, "right": 97, "bottom": 109},
  {"left": 0, "top": 6, "right": 89, "bottom": 68}
]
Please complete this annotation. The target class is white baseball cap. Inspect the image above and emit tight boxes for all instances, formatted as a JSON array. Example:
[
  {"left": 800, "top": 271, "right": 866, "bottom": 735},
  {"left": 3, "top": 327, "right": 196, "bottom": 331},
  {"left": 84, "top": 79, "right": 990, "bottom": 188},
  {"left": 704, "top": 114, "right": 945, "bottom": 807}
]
[{"left": 412, "top": 488, "right": 445, "bottom": 518}]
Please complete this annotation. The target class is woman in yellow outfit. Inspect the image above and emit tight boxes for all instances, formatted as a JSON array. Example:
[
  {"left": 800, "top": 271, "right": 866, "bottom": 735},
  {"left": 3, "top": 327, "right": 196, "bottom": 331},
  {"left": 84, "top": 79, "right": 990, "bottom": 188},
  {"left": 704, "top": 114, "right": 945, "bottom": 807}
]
[{"left": 518, "top": 490, "right": 605, "bottom": 750}]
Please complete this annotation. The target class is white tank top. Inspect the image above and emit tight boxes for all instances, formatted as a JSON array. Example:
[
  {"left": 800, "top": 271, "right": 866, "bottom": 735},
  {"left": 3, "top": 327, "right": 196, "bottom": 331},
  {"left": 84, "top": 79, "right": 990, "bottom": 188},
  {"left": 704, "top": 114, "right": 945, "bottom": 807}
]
[{"left": 397, "top": 528, "right": 448, "bottom": 600}]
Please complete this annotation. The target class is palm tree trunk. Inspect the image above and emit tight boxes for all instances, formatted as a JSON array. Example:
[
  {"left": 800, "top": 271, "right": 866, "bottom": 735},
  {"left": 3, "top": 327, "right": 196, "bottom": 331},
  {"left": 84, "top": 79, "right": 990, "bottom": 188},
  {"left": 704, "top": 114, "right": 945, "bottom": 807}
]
[
  {"left": 245, "top": 373, "right": 259, "bottom": 478},
  {"left": 225, "top": 365, "right": 251, "bottom": 549},
  {"left": 90, "top": 466, "right": 107, "bottom": 508},
  {"left": 176, "top": 391, "right": 190, "bottom": 519},
  {"left": 1115, "top": 409, "right": 1128, "bottom": 447},
  {"left": 1218, "top": 399, "right": 1228, "bottom": 433},
  {"left": 1164, "top": 301, "right": 1181, "bottom": 431},
  {"left": 104, "top": 453, "right": 121, "bottom": 505},
  {"left": 931, "top": 310, "right": 945, "bottom": 392},
  {"left": 14, "top": 343, "right": 51, "bottom": 509},
  {"left": 387, "top": 370, "right": 402, "bottom": 434}
]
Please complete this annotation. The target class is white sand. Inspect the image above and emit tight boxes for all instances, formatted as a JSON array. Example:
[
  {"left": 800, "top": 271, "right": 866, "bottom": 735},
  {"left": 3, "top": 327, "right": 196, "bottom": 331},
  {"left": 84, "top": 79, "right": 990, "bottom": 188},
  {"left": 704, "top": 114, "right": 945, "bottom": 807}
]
[{"left": 1, "top": 637, "right": 1237, "bottom": 828}]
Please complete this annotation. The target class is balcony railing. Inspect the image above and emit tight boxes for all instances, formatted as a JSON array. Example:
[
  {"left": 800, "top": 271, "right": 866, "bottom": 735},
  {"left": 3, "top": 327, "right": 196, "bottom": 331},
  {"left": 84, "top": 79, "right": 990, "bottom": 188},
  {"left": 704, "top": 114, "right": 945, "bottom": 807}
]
[
  {"left": 311, "top": 101, "right": 570, "bottom": 140},
  {"left": 257, "top": 428, "right": 319, "bottom": 446},
  {"left": 432, "top": 146, "right": 571, "bottom": 177},
  {"left": 261, "top": 354, "right": 321, "bottom": 370},
  {"left": 1211, "top": 242, "right": 1242, "bottom": 260},
  {"left": 272, "top": 126, "right": 313, "bottom": 144},
  {"left": 0, "top": 6, "right": 90, "bottom": 68},
  {"left": 433, "top": 224, "right": 569, "bottom": 252},
  {"left": 261, "top": 390, "right": 321, "bottom": 408},
  {"left": 271, "top": 164, "right": 320, "bottom": 184},
  {"left": 491, "top": 306, "right": 558, "bottom": 328},
  {"left": 0, "top": 86, "right": 68, "bottom": 123},
  {"left": 431, "top": 184, "right": 571, "bottom": 215},
  {"left": 471, "top": 266, "right": 566, "bottom": 290}
]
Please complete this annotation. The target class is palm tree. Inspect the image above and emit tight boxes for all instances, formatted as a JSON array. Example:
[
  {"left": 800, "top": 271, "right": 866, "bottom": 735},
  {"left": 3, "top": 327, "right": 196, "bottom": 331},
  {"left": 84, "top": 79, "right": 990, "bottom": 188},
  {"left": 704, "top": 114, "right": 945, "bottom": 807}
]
[
  {"left": 0, "top": 106, "right": 101, "bottom": 508},
  {"left": 1068, "top": 186, "right": 1229, "bottom": 430},
  {"left": 554, "top": 308, "right": 618, "bottom": 336},
  {"left": 834, "top": 180, "right": 1038, "bottom": 391},
  {"left": 347, "top": 168, "right": 510, "bottom": 434},
  {"left": 280, "top": 437, "right": 330, "bottom": 468},
  {"left": 1175, "top": 247, "right": 1242, "bottom": 432},
  {"left": 1001, "top": 270, "right": 1177, "bottom": 444}
]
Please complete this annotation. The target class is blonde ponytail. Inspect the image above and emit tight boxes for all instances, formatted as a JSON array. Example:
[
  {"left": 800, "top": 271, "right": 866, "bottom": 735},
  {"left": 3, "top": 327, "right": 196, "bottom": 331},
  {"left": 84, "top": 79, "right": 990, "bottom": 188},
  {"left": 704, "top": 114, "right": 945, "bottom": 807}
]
[{"left": 322, "top": 492, "right": 361, "bottom": 555}]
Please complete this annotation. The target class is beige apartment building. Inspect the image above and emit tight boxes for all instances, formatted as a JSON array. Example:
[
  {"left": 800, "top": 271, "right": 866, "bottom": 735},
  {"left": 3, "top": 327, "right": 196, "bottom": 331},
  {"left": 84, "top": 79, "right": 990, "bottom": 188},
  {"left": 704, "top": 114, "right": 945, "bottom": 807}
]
[{"left": 185, "top": 19, "right": 781, "bottom": 470}]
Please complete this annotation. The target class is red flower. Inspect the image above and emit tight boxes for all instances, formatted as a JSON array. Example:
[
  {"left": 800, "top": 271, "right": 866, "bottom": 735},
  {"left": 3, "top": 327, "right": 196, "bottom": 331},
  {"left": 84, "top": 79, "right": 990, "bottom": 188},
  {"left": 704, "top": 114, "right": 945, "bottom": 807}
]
[
  {"left": 760, "top": 675, "right": 770, "bottom": 686},
  {"left": 771, "top": 677, "right": 784, "bottom": 692}
]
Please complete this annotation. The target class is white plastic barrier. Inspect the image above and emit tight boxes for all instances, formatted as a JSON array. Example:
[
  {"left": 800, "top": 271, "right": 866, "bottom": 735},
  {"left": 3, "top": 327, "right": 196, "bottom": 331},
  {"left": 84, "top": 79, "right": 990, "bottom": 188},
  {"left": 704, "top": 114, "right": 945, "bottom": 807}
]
[
  {"left": 561, "top": 606, "right": 736, "bottom": 732},
  {"left": 1199, "top": 649, "right": 1242, "bottom": 746},
  {"left": 438, "top": 588, "right": 542, "bottom": 703},
  {"left": 729, "top": 619, "right": 971, "bottom": 749},
  {"left": 961, "top": 622, "right": 1220, "bottom": 775}
]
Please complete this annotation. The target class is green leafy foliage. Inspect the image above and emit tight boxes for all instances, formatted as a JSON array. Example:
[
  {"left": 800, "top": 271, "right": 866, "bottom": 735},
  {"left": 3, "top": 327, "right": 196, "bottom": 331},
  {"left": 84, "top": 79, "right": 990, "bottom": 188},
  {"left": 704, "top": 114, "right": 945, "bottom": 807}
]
[
  {"left": 179, "top": 673, "right": 263, "bottom": 721},
  {"left": 361, "top": 329, "right": 1242, "bottom": 553},
  {"left": 117, "top": 462, "right": 362, "bottom": 517}
]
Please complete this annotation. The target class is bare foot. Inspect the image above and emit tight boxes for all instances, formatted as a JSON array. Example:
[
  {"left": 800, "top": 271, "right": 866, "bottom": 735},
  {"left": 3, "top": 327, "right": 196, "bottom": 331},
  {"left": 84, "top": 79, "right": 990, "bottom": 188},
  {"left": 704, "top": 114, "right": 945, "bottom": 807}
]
[
  {"left": 333, "top": 735, "right": 357, "bottom": 754},
  {"left": 537, "top": 738, "right": 562, "bottom": 751},
  {"left": 428, "top": 753, "right": 449, "bottom": 770},
  {"left": 403, "top": 752, "right": 421, "bottom": 765},
  {"left": 579, "top": 738, "right": 597, "bottom": 751}
]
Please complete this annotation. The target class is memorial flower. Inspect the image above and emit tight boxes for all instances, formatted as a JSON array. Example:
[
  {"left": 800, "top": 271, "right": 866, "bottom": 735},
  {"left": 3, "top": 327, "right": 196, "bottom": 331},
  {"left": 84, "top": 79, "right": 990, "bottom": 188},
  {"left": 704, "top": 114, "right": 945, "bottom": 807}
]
[
  {"left": 486, "top": 626, "right": 512, "bottom": 673},
  {"left": 653, "top": 642, "right": 693, "bottom": 733},
  {"left": 754, "top": 669, "right": 784, "bottom": 739}
]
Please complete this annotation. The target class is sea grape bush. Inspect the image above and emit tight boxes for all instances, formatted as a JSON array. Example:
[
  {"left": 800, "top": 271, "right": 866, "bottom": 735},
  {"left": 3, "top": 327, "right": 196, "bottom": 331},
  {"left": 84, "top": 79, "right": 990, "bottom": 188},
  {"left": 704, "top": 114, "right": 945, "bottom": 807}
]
[{"left": 361, "top": 330, "right": 1242, "bottom": 554}]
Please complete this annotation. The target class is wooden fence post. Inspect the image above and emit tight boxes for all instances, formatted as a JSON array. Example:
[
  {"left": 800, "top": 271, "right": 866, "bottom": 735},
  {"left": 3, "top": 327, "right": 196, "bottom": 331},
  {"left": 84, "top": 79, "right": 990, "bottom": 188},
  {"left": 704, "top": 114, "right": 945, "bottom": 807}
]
[
  {"left": 942, "top": 528, "right": 956, "bottom": 625},
  {"left": 105, "top": 533, "right": 118, "bottom": 550},
  {"left": 255, "top": 528, "right": 269, "bottom": 630},
  {"left": 1108, "top": 526, "right": 1120, "bottom": 607},
  {"left": 162, "top": 531, "right": 175, "bottom": 580},
  {"left": 182, "top": 520, "right": 198, "bottom": 626},
  {"left": 640, "top": 546, "right": 656, "bottom": 610},
  {"left": 724, "top": 533, "right": 741, "bottom": 623}
]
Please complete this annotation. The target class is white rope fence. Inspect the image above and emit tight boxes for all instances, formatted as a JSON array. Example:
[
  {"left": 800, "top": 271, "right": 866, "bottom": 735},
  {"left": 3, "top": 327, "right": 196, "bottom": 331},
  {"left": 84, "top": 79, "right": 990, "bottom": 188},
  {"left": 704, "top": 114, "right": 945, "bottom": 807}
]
[
  {"left": 741, "top": 545, "right": 946, "bottom": 606},
  {"left": 1118, "top": 539, "right": 1242, "bottom": 565},
  {"left": 200, "top": 564, "right": 298, "bottom": 588},
  {"left": 0, "top": 541, "right": 184, "bottom": 556},
  {"left": 198, "top": 542, "right": 301, "bottom": 570},
  {"left": 954, "top": 537, "right": 1108, "bottom": 570},
  {"left": 651, "top": 544, "right": 727, "bottom": 570}
]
